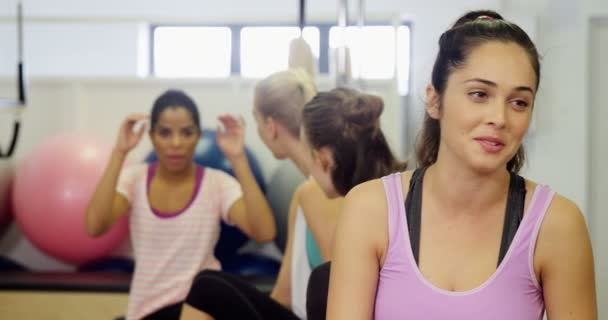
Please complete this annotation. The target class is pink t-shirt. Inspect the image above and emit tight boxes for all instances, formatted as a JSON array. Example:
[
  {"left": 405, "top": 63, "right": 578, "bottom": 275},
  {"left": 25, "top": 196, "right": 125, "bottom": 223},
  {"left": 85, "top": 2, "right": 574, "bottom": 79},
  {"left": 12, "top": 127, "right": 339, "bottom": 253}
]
[{"left": 117, "top": 163, "right": 242, "bottom": 320}]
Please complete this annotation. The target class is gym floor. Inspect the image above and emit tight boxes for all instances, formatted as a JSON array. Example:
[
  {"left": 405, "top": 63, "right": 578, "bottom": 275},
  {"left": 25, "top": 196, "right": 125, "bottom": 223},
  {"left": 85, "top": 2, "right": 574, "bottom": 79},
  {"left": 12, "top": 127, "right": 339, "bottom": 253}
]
[{"left": 0, "top": 291, "right": 128, "bottom": 320}]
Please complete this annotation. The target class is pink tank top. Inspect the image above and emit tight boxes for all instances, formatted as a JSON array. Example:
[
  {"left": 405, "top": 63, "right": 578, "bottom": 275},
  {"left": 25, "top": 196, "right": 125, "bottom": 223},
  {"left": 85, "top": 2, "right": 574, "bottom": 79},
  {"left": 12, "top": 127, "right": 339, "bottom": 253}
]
[{"left": 375, "top": 172, "right": 554, "bottom": 320}]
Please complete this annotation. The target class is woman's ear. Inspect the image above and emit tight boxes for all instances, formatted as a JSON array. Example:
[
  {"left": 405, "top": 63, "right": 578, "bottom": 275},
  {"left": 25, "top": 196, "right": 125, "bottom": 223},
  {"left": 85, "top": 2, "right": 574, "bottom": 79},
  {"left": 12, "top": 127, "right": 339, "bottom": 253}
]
[
  {"left": 317, "top": 147, "right": 335, "bottom": 173},
  {"left": 266, "top": 117, "right": 279, "bottom": 140},
  {"left": 425, "top": 84, "right": 441, "bottom": 120}
]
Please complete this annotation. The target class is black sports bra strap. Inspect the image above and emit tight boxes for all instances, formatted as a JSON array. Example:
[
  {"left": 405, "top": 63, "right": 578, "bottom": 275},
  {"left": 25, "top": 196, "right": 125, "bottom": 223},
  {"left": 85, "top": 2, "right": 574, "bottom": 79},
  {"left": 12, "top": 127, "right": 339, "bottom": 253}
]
[
  {"left": 497, "top": 173, "right": 526, "bottom": 265},
  {"left": 404, "top": 169, "right": 526, "bottom": 267},
  {"left": 404, "top": 168, "right": 425, "bottom": 265}
]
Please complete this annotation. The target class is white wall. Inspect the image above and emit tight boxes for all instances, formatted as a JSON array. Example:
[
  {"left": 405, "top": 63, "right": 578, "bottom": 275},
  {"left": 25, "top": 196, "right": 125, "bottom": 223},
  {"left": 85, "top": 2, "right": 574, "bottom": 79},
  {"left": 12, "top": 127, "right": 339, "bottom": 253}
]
[
  {"left": 589, "top": 0, "right": 608, "bottom": 16},
  {"left": 0, "top": 21, "right": 147, "bottom": 77},
  {"left": 519, "top": 1, "right": 589, "bottom": 212},
  {"left": 587, "top": 0, "right": 608, "bottom": 317},
  {"left": 589, "top": 18, "right": 608, "bottom": 320},
  {"left": 0, "top": 0, "right": 500, "bottom": 22}
]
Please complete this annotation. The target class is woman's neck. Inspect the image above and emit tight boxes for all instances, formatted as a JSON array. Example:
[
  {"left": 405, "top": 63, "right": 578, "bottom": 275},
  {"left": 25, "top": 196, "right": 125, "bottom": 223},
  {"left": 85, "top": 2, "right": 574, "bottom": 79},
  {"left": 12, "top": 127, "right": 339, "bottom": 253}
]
[
  {"left": 155, "top": 162, "right": 196, "bottom": 184},
  {"left": 284, "top": 135, "right": 312, "bottom": 176},
  {"left": 426, "top": 154, "right": 510, "bottom": 216}
]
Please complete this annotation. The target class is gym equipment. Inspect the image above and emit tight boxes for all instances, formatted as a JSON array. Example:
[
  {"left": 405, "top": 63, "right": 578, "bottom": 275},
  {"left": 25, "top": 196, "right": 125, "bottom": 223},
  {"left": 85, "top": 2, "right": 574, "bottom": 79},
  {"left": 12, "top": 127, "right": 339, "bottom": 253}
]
[
  {"left": 78, "top": 256, "right": 134, "bottom": 273},
  {"left": 0, "top": 2, "right": 26, "bottom": 159},
  {"left": 13, "top": 134, "right": 129, "bottom": 265},
  {"left": 288, "top": 0, "right": 316, "bottom": 77},
  {"left": 0, "top": 161, "right": 14, "bottom": 236}
]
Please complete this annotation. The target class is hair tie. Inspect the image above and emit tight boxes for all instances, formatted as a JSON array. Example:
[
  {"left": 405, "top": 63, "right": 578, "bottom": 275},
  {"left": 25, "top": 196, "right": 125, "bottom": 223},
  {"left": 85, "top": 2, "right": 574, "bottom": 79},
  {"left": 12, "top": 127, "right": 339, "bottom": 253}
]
[{"left": 477, "top": 15, "right": 494, "bottom": 21}]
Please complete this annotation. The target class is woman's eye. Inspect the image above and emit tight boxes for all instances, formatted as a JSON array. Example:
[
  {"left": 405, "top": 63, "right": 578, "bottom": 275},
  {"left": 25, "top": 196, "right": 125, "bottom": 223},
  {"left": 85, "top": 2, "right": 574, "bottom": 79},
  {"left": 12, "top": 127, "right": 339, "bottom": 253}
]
[
  {"left": 469, "top": 91, "right": 488, "bottom": 99},
  {"left": 511, "top": 99, "right": 530, "bottom": 109}
]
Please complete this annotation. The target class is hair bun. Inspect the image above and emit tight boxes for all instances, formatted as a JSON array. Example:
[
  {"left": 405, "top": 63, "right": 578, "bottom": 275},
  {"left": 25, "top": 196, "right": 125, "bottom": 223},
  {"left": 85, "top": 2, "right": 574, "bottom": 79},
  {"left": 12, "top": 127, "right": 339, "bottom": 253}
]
[
  {"left": 452, "top": 10, "right": 504, "bottom": 28},
  {"left": 343, "top": 92, "right": 384, "bottom": 130}
]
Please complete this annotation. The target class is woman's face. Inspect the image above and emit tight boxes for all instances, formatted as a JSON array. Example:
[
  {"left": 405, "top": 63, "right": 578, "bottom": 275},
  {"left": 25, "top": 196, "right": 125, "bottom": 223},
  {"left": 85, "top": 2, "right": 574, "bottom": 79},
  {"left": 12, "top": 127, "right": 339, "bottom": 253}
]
[
  {"left": 252, "top": 106, "right": 290, "bottom": 160},
  {"left": 429, "top": 41, "right": 536, "bottom": 174},
  {"left": 150, "top": 106, "right": 200, "bottom": 173}
]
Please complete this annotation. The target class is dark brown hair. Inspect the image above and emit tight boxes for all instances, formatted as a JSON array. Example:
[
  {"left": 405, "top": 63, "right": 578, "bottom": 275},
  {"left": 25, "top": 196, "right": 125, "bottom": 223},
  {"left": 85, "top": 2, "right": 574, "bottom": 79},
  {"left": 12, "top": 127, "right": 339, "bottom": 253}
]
[
  {"left": 302, "top": 88, "right": 407, "bottom": 196},
  {"left": 150, "top": 89, "right": 201, "bottom": 132}
]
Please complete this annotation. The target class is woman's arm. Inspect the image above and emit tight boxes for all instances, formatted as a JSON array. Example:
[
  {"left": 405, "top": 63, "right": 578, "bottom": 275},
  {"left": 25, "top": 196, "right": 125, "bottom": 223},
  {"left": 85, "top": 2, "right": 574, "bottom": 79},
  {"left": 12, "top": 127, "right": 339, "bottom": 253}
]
[
  {"left": 218, "top": 114, "right": 276, "bottom": 242},
  {"left": 326, "top": 180, "right": 388, "bottom": 320},
  {"left": 226, "top": 158, "right": 276, "bottom": 242},
  {"left": 86, "top": 114, "right": 145, "bottom": 237},
  {"left": 270, "top": 184, "right": 303, "bottom": 307},
  {"left": 538, "top": 194, "right": 597, "bottom": 319},
  {"left": 85, "top": 149, "right": 131, "bottom": 237},
  {"left": 299, "top": 179, "right": 343, "bottom": 260}
]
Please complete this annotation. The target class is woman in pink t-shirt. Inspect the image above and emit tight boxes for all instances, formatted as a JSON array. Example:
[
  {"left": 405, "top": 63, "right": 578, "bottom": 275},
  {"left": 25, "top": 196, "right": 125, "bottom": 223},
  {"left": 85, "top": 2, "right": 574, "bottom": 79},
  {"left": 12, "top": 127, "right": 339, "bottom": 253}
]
[{"left": 85, "top": 89, "right": 276, "bottom": 320}]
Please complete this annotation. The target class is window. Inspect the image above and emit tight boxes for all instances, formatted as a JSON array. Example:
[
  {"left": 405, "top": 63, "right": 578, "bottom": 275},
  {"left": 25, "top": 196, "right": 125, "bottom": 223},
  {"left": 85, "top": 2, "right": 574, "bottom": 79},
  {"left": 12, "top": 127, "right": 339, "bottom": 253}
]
[
  {"left": 150, "top": 22, "right": 410, "bottom": 94},
  {"left": 329, "top": 26, "right": 398, "bottom": 79},
  {"left": 240, "top": 26, "right": 319, "bottom": 78},
  {"left": 396, "top": 26, "right": 411, "bottom": 95},
  {"left": 153, "top": 26, "right": 232, "bottom": 78}
]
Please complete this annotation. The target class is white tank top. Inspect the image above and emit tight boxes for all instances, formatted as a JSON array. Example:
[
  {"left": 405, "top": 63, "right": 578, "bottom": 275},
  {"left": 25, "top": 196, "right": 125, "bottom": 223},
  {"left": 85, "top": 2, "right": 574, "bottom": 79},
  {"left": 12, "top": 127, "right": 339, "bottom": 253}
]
[{"left": 290, "top": 207, "right": 311, "bottom": 319}]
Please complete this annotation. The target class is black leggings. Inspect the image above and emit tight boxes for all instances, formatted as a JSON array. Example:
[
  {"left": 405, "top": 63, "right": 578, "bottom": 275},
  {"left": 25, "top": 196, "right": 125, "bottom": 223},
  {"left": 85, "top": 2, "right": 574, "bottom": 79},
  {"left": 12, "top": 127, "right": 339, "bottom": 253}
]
[
  {"left": 306, "top": 262, "right": 331, "bottom": 320},
  {"left": 185, "top": 270, "right": 300, "bottom": 320},
  {"left": 142, "top": 302, "right": 183, "bottom": 320}
]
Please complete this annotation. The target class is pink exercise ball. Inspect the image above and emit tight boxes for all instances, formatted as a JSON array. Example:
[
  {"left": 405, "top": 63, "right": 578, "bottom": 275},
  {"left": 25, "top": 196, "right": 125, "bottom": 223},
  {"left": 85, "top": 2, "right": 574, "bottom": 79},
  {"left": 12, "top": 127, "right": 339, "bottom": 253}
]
[{"left": 13, "top": 133, "right": 129, "bottom": 265}]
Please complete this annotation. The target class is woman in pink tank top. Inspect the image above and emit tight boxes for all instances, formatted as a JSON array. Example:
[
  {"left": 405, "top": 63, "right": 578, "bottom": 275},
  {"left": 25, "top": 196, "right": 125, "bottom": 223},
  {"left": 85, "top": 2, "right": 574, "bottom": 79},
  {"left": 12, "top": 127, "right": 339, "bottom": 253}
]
[{"left": 326, "top": 10, "right": 597, "bottom": 320}]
